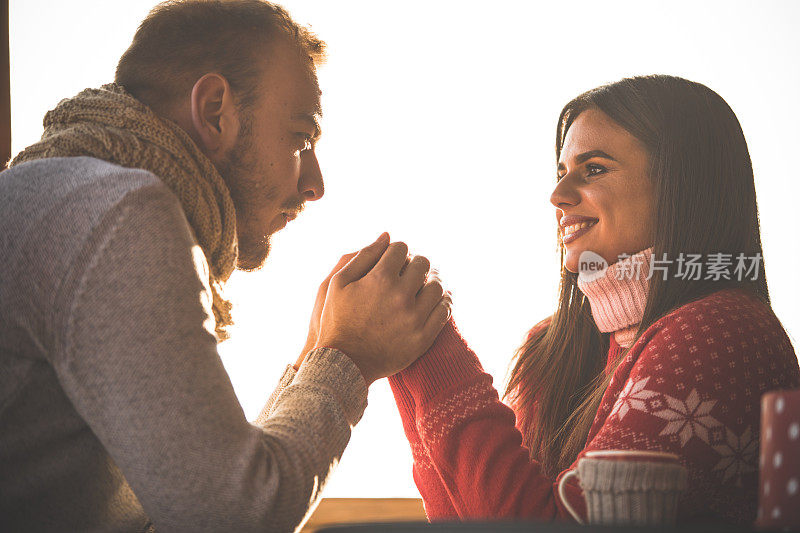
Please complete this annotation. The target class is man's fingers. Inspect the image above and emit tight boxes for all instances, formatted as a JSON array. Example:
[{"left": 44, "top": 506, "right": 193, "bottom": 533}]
[
  {"left": 375, "top": 241, "right": 409, "bottom": 276},
  {"left": 418, "top": 267, "right": 441, "bottom": 296},
  {"left": 421, "top": 294, "right": 453, "bottom": 344},
  {"left": 333, "top": 233, "right": 391, "bottom": 286},
  {"left": 328, "top": 252, "right": 358, "bottom": 280},
  {"left": 398, "top": 254, "right": 413, "bottom": 276},
  {"left": 317, "top": 252, "right": 358, "bottom": 298},
  {"left": 400, "top": 255, "right": 431, "bottom": 292},
  {"left": 416, "top": 279, "right": 445, "bottom": 317}
]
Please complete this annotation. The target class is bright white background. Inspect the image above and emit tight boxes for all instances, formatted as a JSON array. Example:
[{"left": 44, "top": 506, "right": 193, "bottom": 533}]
[{"left": 10, "top": 0, "right": 800, "bottom": 497}]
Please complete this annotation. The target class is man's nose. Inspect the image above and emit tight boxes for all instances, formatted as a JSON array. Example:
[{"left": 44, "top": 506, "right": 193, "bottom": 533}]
[{"left": 298, "top": 150, "right": 324, "bottom": 201}]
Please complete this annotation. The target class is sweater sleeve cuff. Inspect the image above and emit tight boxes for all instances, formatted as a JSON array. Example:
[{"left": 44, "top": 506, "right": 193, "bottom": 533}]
[
  {"left": 388, "top": 373, "right": 418, "bottom": 436},
  {"left": 399, "top": 317, "right": 484, "bottom": 405},
  {"left": 388, "top": 374, "right": 415, "bottom": 413},
  {"left": 294, "top": 347, "right": 369, "bottom": 427},
  {"left": 253, "top": 364, "right": 297, "bottom": 426}
]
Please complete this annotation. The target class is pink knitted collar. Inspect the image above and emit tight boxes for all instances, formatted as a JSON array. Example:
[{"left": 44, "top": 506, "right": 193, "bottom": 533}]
[{"left": 576, "top": 246, "right": 654, "bottom": 346}]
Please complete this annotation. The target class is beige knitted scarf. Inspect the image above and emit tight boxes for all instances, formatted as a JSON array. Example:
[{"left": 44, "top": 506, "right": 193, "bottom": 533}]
[{"left": 9, "top": 82, "right": 238, "bottom": 342}]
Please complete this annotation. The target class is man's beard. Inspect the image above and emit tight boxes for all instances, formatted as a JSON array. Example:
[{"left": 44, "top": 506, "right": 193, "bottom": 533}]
[{"left": 215, "top": 112, "right": 273, "bottom": 272}]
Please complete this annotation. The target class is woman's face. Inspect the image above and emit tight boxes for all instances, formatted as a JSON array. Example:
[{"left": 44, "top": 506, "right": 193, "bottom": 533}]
[{"left": 550, "top": 107, "right": 655, "bottom": 273}]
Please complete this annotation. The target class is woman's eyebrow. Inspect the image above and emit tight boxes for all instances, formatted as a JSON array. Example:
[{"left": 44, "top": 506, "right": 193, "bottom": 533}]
[
  {"left": 575, "top": 149, "right": 618, "bottom": 164},
  {"left": 557, "top": 149, "right": 618, "bottom": 170}
]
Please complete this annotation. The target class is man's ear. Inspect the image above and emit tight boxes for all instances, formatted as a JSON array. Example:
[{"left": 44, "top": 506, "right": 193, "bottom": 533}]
[{"left": 189, "top": 73, "right": 240, "bottom": 157}]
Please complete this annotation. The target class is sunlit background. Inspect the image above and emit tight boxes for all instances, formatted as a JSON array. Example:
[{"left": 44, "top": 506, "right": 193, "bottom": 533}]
[{"left": 11, "top": 0, "right": 800, "bottom": 497}]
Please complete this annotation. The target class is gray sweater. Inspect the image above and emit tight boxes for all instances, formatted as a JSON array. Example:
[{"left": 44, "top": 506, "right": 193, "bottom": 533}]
[{"left": 0, "top": 156, "right": 368, "bottom": 532}]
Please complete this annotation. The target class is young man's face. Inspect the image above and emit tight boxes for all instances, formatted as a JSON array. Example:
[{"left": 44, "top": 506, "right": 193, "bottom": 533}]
[{"left": 216, "top": 38, "right": 324, "bottom": 271}]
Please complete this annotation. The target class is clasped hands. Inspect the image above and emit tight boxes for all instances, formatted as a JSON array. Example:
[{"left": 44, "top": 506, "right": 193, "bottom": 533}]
[{"left": 296, "top": 232, "right": 452, "bottom": 386}]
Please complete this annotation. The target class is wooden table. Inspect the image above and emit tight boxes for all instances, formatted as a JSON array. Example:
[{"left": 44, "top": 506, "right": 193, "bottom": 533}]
[{"left": 302, "top": 498, "right": 426, "bottom": 532}]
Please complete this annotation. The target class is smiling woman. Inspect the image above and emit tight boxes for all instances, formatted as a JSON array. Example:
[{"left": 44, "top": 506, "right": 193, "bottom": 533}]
[
  {"left": 387, "top": 74, "right": 800, "bottom": 525},
  {"left": 516, "top": 74, "right": 778, "bottom": 481},
  {"left": 7, "top": 0, "right": 800, "bottom": 519}
]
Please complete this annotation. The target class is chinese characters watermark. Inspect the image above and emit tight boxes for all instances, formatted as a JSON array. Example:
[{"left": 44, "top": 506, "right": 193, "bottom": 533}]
[{"left": 578, "top": 251, "right": 762, "bottom": 282}]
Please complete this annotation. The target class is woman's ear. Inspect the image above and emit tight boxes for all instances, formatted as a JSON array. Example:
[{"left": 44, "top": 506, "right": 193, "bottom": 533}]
[{"left": 189, "top": 73, "right": 240, "bottom": 157}]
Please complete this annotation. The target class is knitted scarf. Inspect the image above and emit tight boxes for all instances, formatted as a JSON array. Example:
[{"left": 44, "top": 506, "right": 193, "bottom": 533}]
[{"left": 9, "top": 82, "right": 238, "bottom": 343}]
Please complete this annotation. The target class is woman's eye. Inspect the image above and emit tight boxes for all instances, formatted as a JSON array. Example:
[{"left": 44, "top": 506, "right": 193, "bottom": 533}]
[{"left": 586, "top": 163, "right": 606, "bottom": 177}]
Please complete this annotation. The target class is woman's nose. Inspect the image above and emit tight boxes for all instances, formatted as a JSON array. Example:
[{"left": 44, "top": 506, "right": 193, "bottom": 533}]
[{"left": 550, "top": 174, "right": 581, "bottom": 210}]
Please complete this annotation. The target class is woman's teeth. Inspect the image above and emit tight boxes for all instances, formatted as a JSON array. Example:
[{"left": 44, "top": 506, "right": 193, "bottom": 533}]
[{"left": 564, "top": 220, "right": 597, "bottom": 236}]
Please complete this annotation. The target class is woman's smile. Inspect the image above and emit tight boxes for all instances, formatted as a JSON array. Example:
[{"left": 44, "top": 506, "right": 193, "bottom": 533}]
[{"left": 561, "top": 219, "right": 598, "bottom": 244}]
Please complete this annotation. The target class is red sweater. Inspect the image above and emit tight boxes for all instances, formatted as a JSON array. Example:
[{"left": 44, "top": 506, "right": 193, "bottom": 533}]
[{"left": 389, "top": 287, "right": 799, "bottom": 524}]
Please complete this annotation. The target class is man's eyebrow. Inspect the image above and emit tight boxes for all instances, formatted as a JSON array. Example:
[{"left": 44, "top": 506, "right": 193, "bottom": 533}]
[
  {"left": 292, "top": 112, "right": 322, "bottom": 141},
  {"left": 557, "top": 149, "right": 618, "bottom": 169}
]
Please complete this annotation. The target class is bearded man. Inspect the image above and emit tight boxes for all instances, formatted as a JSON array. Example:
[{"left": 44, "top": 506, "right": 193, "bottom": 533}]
[{"left": 0, "top": 1, "right": 451, "bottom": 531}]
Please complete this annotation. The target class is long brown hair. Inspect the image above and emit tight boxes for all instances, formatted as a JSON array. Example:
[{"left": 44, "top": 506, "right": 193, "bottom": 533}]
[{"left": 505, "top": 75, "right": 770, "bottom": 477}]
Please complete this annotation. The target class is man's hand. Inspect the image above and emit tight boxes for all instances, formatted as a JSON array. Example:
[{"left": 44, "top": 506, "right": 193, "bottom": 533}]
[
  {"left": 296, "top": 251, "right": 358, "bottom": 369},
  {"left": 314, "top": 232, "right": 452, "bottom": 386}
]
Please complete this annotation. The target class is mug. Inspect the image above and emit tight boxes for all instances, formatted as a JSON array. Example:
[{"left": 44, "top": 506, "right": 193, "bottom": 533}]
[
  {"left": 558, "top": 449, "right": 687, "bottom": 525},
  {"left": 757, "top": 389, "right": 800, "bottom": 530}
]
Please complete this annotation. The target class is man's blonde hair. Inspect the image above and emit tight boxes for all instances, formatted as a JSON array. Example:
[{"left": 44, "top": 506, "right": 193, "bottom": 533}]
[{"left": 115, "top": 0, "right": 325, "bottom": 114}]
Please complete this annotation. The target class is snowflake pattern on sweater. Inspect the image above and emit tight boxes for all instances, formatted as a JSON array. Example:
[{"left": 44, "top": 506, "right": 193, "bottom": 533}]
[{"left": 389, "top": 288, "right": 799, "bottom": 524}]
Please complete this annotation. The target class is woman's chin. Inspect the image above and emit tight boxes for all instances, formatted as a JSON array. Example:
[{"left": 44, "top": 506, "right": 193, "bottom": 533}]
[{"left": 563, "top": 247, "right": 585, "bottom": 274}]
